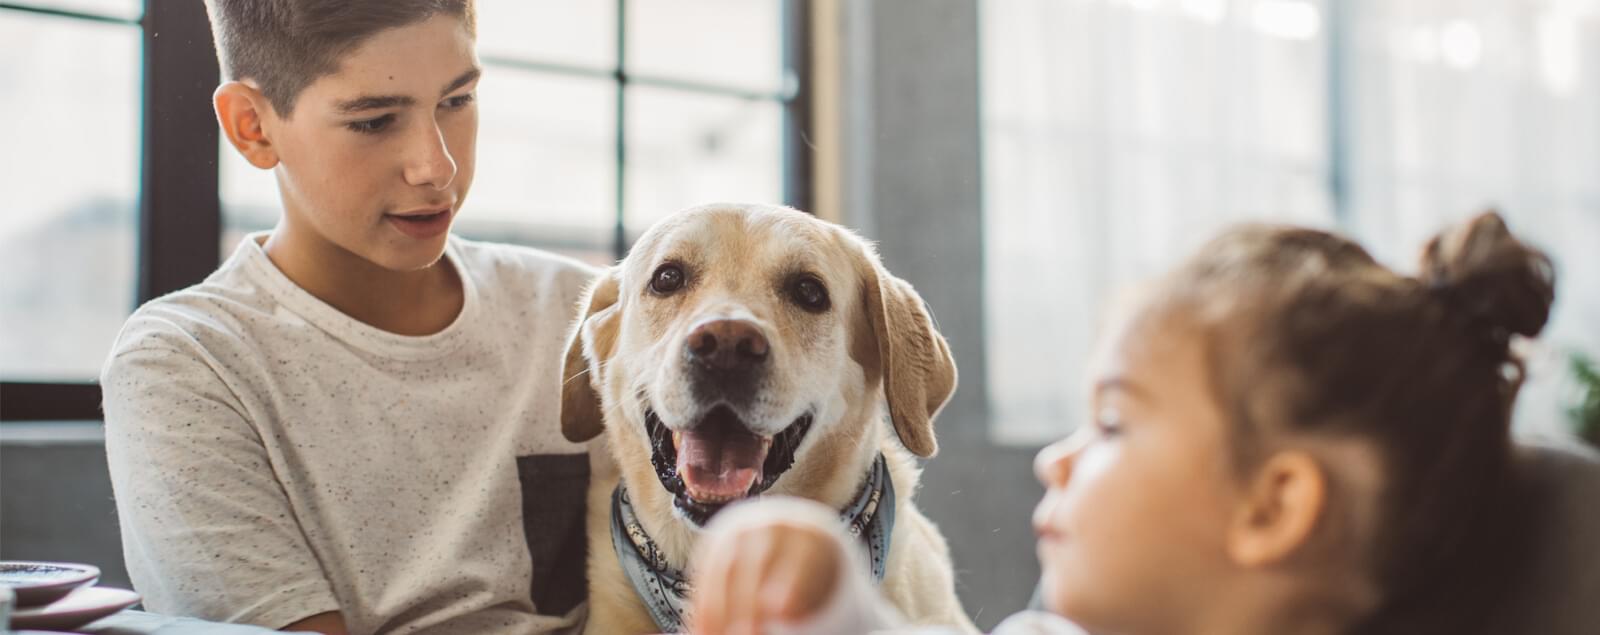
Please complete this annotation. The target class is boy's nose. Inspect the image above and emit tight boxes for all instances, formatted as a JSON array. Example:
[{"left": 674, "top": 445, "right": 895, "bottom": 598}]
[
  {"left": 1034, "top": 428, "right": 1089, "bottom": 487},
  {"left": 404, "top": 124, "right": 457, "bottom": 190}
]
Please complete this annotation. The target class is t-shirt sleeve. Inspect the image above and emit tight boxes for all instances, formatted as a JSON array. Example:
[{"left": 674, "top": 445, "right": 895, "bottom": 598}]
[
  {"left": 986, "top": 611, "right": 1091, "bottom": 635},
  {"left": 102, "top": 340, "right": 340, "bottom": 629}
]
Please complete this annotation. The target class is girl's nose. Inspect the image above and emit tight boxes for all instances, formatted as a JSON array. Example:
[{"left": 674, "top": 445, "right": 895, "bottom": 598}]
[{"left": 1034, "top": 427, "right": 1090, "bottom": 487}]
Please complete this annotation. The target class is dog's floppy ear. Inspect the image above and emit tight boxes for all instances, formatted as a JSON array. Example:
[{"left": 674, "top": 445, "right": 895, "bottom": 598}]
[
  {"left": 561, "top": 269, "right": 622, "bottom": 443},
  {"left": 860, "top": 257, "right": 958, "bottom": 458}
]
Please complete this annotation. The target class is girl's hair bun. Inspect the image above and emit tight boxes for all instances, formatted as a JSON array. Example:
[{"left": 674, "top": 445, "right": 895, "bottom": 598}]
[{"left": 1418, "top": 211, "right": 1556, "bottom": 341}]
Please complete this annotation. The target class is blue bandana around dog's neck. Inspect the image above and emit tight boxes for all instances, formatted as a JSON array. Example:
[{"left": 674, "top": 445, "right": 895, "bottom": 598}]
[{"left": 609, "top": 453, "right": 897, "bottom": 633}]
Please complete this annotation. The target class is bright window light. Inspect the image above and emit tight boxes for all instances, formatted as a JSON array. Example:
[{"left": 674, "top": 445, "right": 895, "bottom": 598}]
[
  {"left": 1439, "top": 20, "right": 1483, "bottom": 70},
  {"left": 1179, "top": 0, "right": 1228, "bottom": 24},
  {"left": 1252, "top": 0, "right": 1320, "bottom": 40},
  {"left": 1409, "top": 25, "right": 1440, "bottom": 65},
  {"left": 1538, "top": 11, "right": 1579, "bottom": 95}
]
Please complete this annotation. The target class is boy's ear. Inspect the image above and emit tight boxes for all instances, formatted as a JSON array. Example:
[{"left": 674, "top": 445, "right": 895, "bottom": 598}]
[
  {"left": 214, "top": 81, "right": 279, "bottom": 169},
  {"left": 1227, "top": 451, "right": 1327, "bottom": 567}
]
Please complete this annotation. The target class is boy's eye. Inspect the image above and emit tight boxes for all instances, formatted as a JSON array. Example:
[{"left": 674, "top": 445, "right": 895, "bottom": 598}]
[
  {"left": 347, "top": 114, "right": 395, "bottom": 135},
  {"left": 441, "top": 92, "right": 476, "bottom": 110}
]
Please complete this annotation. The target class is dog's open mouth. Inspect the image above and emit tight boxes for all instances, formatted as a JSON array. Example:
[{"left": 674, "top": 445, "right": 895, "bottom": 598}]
[{"left": 646, "top": 405, "right": 814, "bottom": 525}]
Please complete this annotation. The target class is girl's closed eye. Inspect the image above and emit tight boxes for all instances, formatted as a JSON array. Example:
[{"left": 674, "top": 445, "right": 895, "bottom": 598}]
[{"left": 1093, "top": 405, "right": 1125, "bottom": 437}]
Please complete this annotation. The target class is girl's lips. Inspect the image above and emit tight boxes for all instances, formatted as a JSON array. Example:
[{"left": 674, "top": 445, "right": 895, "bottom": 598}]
[{"left": 386, "top": 209, "right": 452, "bottom": 239}]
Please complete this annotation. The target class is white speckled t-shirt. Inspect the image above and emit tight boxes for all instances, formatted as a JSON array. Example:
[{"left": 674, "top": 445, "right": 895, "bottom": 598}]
[{"left": 102, "top": 233, "right": 599, "bottom": 634}]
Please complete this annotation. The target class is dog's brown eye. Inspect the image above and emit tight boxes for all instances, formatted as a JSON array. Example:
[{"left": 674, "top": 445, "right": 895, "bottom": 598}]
[
  {"left": 789, "top": 276, "right": 830, "bottom": 312},
  {"left": 650, "top": 264, "right": 686, "bottom": 295}
]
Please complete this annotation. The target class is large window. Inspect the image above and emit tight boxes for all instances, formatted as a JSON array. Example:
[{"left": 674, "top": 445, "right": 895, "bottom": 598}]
[
  {"left": 1341, "top": 0, "right": 1600, "bottom": 440},
  {"left": 221, "top": 0, "right": 794, "bottom": 266},
  {"left": 982, "top": 0, "right": 1335, "bottom": 443},
  {"left": 0, "top": 3, "right": 141, "bottom": 383},
  {"left": 4, "top": 0, "right": 809, "bottom": 420},
  {"left": 982, "top": 0, "right": 1600, "bottom": 444}
]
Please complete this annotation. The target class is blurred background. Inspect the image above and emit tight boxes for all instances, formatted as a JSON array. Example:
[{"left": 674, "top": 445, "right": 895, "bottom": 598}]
[{"left": 3, "top": 0, "right": 1597, "bottom": 629}]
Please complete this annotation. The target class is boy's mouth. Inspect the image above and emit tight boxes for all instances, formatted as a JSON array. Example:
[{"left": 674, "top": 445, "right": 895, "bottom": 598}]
[{"left": 386, "top": 207, "right": 452, "bottom": 239}]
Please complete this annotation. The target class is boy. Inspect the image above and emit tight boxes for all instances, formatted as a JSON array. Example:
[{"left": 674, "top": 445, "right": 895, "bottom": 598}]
[{"left": 101, "top": 2, "right": 596, "bottom": 633}]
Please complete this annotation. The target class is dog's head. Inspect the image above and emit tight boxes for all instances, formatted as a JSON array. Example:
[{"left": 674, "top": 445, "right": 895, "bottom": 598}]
[{"left": 560, "top": 203, "right": 956, "bottom": 525}]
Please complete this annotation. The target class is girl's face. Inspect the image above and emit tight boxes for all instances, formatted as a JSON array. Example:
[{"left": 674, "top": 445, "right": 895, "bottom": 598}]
[{"left": 1032, "top": 316, "right": 1243, "bottom": 633}]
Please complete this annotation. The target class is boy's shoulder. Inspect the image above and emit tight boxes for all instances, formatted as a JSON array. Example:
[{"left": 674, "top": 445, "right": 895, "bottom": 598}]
[
  {"left": 106, "top": 249, "right": 278, "bottom": 362},
  {"left": 449, "top": 236, "right": 603, "bottom": 306},
  {"left": 104, "top": 236, "right": 605, "bottom": 369}
]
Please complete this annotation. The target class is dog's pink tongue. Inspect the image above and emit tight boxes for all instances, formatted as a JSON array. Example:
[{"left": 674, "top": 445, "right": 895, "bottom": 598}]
[{"left": 676, "top": 424, "right": 767, "bottom": 501}]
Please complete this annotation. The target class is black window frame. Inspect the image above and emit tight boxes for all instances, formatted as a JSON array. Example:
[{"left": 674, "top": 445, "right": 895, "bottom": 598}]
[{"left": 0, "top": 0, "right": 814, "bottom": 421}]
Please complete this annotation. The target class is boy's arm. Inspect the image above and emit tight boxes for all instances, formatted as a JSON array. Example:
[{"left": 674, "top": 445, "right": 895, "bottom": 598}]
[
  {"left": 282, "top": 611, "right": 349, "bottom": 634},
  {"left": 103, "top": 342, "right": 342, "bottom": 630}
]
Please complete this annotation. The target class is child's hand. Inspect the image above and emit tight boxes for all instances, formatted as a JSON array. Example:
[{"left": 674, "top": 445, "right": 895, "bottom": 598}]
[{"left": 688, "top": 499, "right": 848, "bottom": 635}]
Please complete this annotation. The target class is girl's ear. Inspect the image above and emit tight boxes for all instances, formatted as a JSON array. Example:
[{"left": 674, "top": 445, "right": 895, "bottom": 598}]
[{"left": 1226, "top": 451, "right": 1327, "bottom": 567}]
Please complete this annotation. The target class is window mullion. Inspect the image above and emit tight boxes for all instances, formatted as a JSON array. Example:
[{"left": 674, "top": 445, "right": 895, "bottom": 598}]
[{"left": 137, "top": 0, "right": 220, "bottom": 304}]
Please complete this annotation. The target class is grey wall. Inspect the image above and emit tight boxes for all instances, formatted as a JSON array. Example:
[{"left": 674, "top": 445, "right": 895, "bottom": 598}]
[
  {"left": 0, "top": 423, "right": 132, "bottom": 591},
  {"left": 840, "top": 0, "right": 1046, "bottom": 628}
]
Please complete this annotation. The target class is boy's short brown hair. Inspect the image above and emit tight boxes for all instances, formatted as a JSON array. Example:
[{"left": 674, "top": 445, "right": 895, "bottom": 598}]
[{"left": 204, "top": 0, "right": 476, "bottom": 117}]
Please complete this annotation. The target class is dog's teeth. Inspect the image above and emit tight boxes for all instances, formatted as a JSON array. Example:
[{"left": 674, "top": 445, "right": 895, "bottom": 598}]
[{"left": 672, "top": 431, "right": 682, "bottom": 447}]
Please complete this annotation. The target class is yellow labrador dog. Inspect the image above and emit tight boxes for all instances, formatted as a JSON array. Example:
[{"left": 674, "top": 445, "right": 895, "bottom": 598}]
[{"left": 560, "top": 203, "right": 975, "bottom": 633}]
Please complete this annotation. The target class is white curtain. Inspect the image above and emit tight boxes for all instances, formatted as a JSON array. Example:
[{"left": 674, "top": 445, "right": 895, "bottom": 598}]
[
  {"left": 1344, "top": 0, "right": 1600, "bottom": 439},
  {"left": 982, "top": 0, "right": 1600, "bottom": 443}
]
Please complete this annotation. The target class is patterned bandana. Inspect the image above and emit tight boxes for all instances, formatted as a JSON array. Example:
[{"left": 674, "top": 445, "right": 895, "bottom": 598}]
[{"left": 609, "top": 454, "right": 897, "bottom": 633}]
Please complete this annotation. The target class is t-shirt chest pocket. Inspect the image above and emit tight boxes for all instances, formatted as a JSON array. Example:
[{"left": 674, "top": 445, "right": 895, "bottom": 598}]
[{"left": 516, "top": 453, "right": 590, "bottom": 616}]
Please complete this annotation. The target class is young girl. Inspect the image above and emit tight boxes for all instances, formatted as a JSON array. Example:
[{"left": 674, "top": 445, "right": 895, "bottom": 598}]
[{"left": 684, "top": 211, "right": 1555, "bottom": 635}]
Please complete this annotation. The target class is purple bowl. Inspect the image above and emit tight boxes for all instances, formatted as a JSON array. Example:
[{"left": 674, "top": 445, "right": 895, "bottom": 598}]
[{"left": 0, "top": 562, "right": 101, "bottom": 608}]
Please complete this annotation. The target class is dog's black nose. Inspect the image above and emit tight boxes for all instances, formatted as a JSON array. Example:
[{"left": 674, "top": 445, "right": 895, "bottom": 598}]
[{"left": 686, "top": 319, "right": 770, "bottom": 372}]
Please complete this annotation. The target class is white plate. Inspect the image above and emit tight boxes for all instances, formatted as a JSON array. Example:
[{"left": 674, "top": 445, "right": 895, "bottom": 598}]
[
  {"left": 10, "top": 586, "right": 140, "bottom": 632},
  {"left": 0, "top": 561, "right": 100, "bottom": 607}
]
